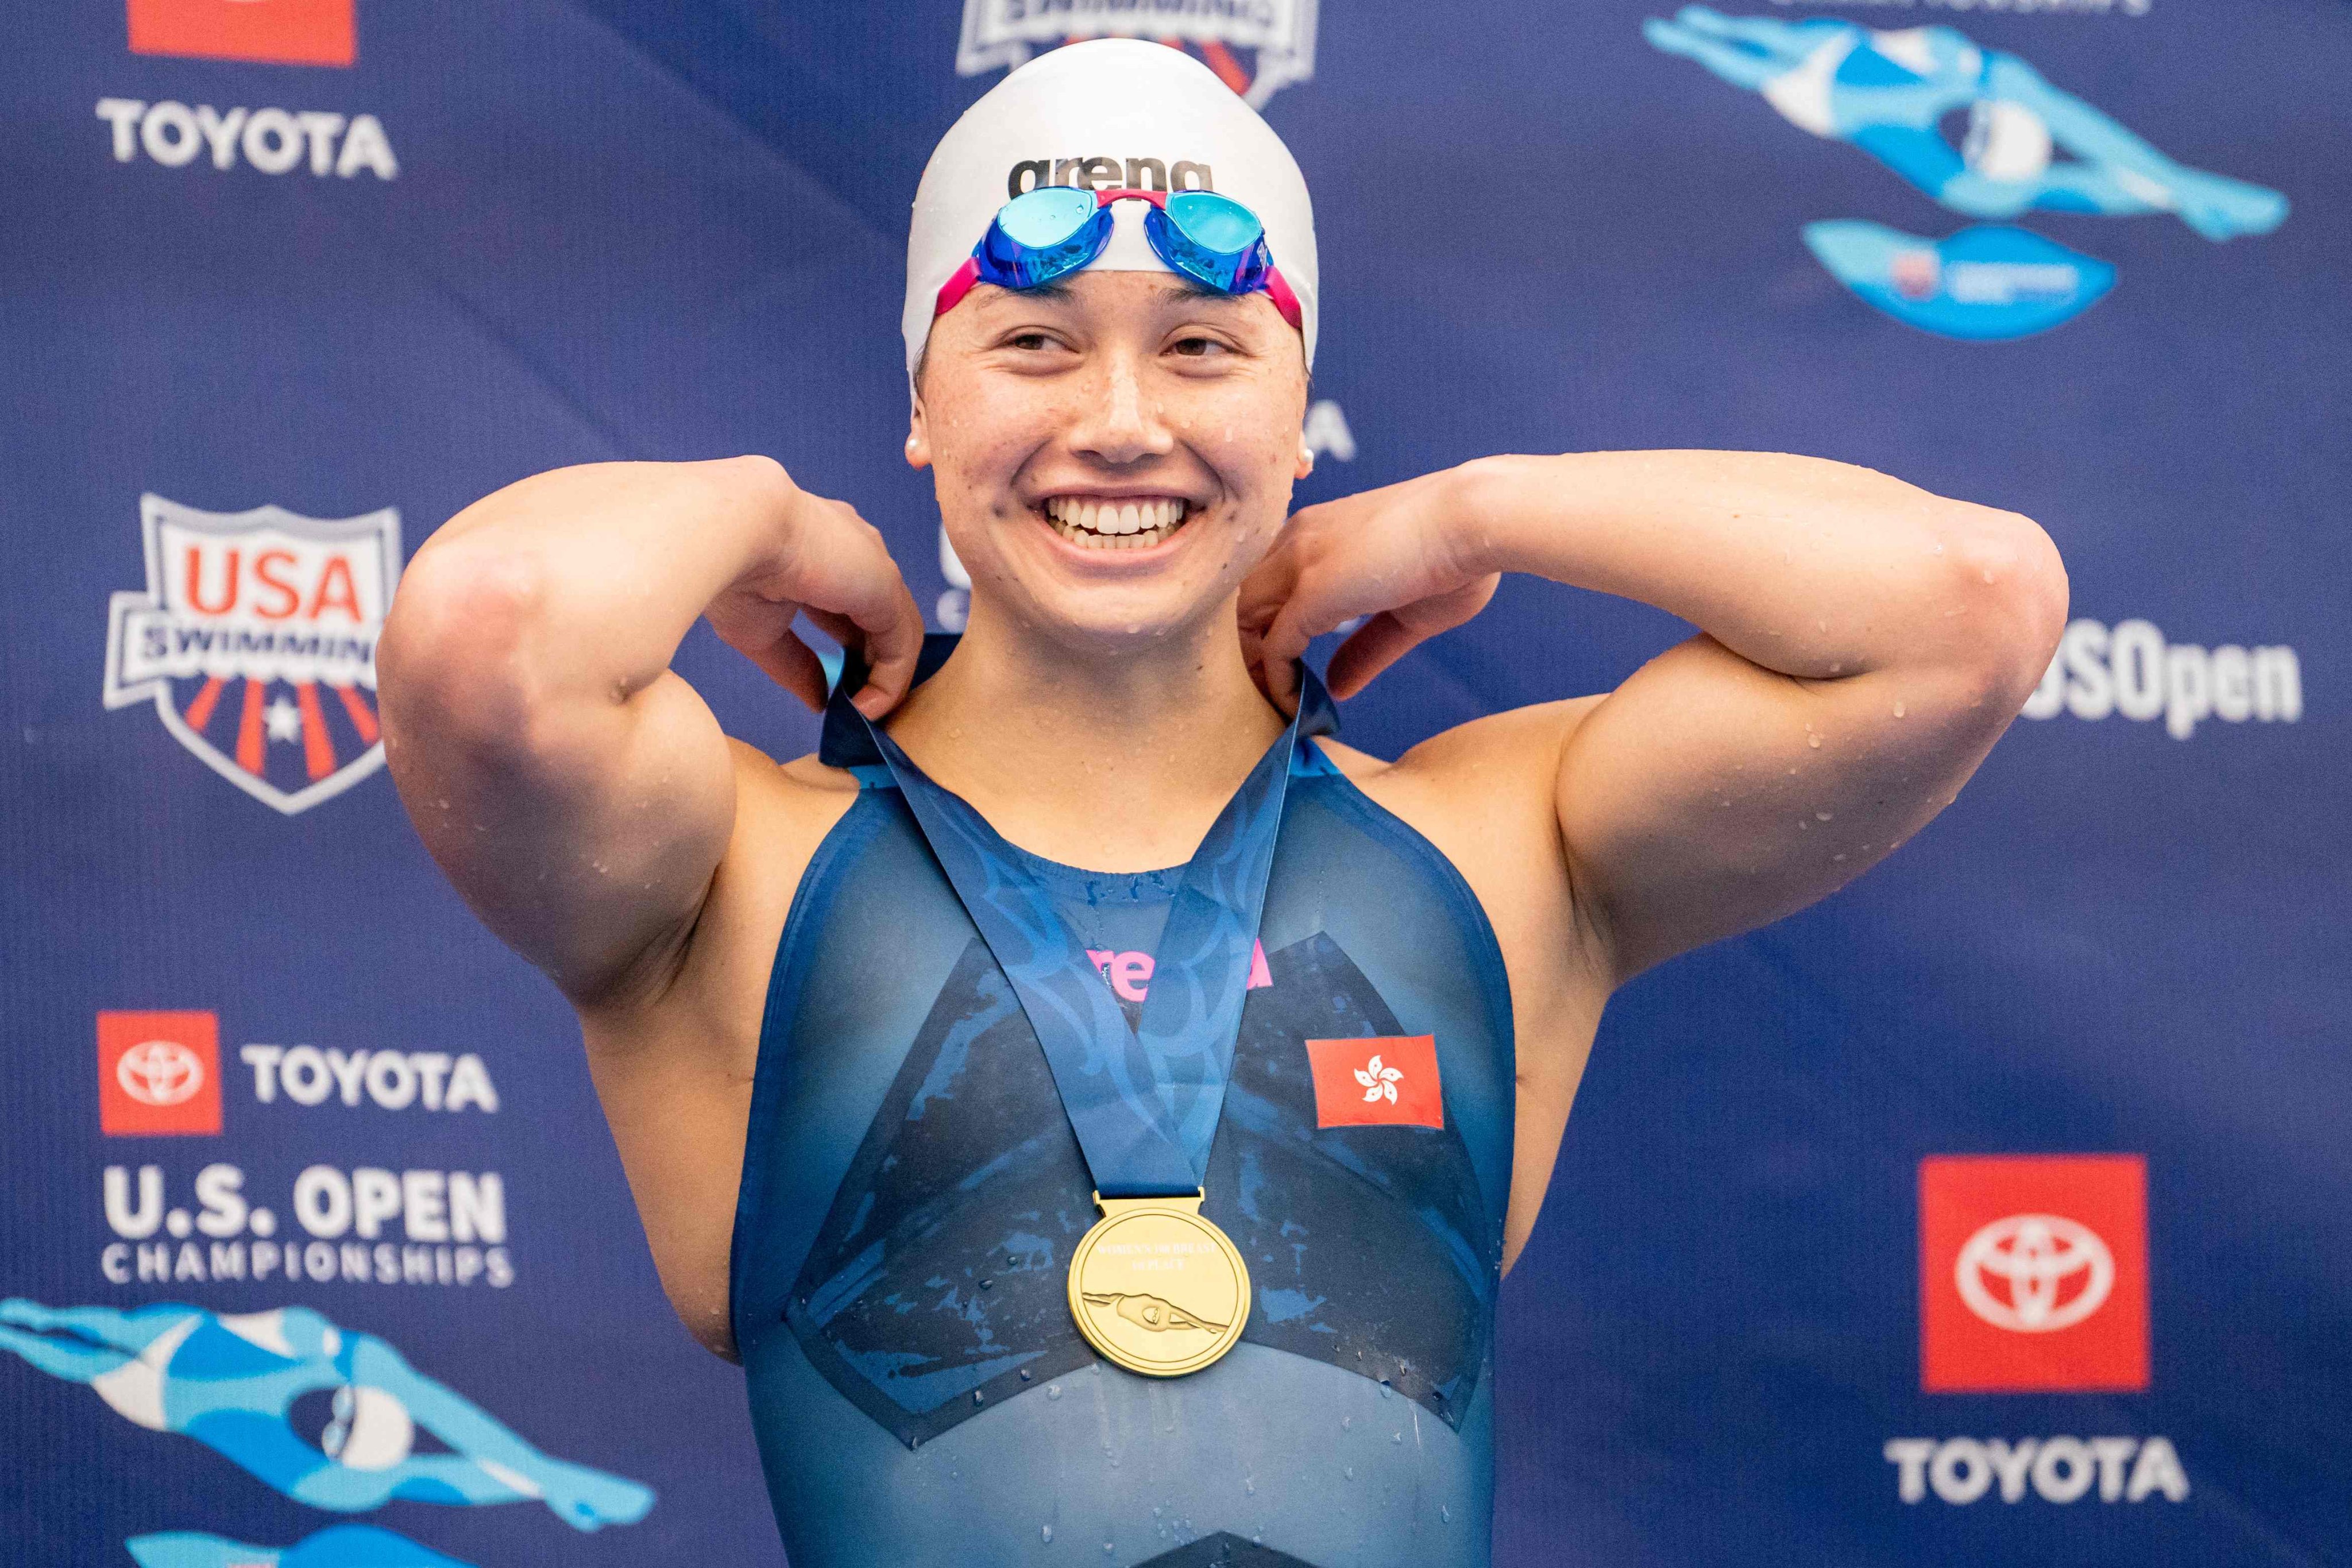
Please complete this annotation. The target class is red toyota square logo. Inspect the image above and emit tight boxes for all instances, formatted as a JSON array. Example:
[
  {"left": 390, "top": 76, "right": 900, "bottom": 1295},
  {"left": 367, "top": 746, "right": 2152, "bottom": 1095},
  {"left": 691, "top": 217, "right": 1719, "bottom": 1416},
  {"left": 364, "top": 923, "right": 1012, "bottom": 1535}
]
[
  {"left": 1306, "top": 1034, "right": 1444, "bottom": 1130},
  {"left": 98, "top": 1011, "right": 222, "bottom": 1136},
  {"left": 128, "top": 0, "right": 356, "bottom": 67},
  {"left": 1920, "top": 1154, "right": 2149, "bottom": 1393}
]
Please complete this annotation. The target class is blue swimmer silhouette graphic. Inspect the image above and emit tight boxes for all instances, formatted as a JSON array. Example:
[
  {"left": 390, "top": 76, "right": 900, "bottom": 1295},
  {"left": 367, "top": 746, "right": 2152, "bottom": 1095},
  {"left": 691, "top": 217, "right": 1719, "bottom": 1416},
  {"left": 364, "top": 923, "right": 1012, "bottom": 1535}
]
[
  {"left": 0, "top": 1299, "right": 651, "bottom": 1531},
  {"left": 1643, "top": 7, "right": 2287, "bottom": 240},
  {"left": 127, "top": 1524, "right": 474, "bottom": 1568}
]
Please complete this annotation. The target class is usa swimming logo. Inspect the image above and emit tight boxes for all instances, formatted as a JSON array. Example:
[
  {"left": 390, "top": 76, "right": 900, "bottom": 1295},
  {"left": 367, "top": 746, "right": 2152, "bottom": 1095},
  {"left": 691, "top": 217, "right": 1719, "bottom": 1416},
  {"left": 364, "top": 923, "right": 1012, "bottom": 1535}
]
[
  {"left": 956, "top": 0, "right": 1319, "bottom": 108},
  {"left": 103, "top": 493, "right": 401, "bottom": 815},
  {"left": 1644, "top": 9, "right": 2287, "bottom": 339}
]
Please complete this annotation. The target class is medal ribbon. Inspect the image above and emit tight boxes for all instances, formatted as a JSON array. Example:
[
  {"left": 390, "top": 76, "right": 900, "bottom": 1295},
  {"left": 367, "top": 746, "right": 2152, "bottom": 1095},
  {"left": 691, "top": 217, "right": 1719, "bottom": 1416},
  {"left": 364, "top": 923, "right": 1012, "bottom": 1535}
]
[{"left": 833, "top": 644, "right": 1335, "bottom": 1199}]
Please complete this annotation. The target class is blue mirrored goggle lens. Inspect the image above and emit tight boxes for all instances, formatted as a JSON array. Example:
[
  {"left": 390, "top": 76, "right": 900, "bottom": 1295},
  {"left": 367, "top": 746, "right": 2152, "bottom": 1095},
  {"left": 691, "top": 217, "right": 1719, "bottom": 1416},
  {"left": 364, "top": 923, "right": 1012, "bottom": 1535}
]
[
  {"left": 996, "top": 186, "right": 1098, "bottom": 249},
  {"left": 1164, "top": 191, "right": 1262, "bottom": 257}
]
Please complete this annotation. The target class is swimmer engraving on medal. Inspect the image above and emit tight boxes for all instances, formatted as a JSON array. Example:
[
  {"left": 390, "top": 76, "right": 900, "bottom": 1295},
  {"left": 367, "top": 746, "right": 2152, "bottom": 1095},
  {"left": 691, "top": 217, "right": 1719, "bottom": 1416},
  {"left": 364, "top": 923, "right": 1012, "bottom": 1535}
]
[{"left": 1081, "top": 1291, "right": 1231, "bottom": 1335}]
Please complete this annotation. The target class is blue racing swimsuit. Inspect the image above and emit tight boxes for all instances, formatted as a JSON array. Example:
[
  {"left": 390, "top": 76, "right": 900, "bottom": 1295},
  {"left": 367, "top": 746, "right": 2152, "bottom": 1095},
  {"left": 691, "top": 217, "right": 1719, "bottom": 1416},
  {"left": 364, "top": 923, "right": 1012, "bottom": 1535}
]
[{"left": 730, "top": 646, "right": 1515, "bottom": 1567}]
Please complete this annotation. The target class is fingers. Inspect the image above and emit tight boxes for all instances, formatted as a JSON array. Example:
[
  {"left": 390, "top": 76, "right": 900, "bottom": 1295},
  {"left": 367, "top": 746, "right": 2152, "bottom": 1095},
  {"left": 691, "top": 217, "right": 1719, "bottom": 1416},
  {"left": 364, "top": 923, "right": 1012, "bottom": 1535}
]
[
  {"left": 736, "top": 626, "right": 830, "bottom": 712},
  {"left": 1324, "top": 612, "right": 1421, "bottom": 700},
  {"left": 841, "top": 577, "right": 925, "bottom": 720}
]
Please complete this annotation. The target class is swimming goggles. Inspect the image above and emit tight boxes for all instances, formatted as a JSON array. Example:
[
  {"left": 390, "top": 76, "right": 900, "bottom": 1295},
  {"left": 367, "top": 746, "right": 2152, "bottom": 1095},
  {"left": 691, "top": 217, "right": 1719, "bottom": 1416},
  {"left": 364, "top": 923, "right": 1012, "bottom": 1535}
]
[{"left": 933, "top": 186, "right": 1302, "bottom": 331}]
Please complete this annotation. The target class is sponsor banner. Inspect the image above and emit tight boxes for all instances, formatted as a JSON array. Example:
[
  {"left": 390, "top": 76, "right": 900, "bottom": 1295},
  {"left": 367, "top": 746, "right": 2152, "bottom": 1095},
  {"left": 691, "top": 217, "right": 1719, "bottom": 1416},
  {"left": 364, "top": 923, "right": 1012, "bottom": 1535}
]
[{"left": 1920, "top": 1154, "right": 2150, "bottom": 1393}]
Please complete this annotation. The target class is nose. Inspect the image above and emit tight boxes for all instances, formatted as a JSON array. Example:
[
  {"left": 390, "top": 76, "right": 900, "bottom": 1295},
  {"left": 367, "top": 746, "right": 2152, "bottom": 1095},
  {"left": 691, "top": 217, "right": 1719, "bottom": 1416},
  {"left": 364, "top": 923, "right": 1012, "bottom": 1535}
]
[{"left": 1065, "top": 348, "right": 1175, "bottom": 468}]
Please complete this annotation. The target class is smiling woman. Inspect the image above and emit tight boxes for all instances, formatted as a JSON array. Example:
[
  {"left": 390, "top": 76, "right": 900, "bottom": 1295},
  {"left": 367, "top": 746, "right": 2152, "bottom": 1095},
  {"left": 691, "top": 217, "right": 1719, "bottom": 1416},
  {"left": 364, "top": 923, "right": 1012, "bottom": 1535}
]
[{"left": 376, "top": 33, "right": 2063, "bottom": 1568}]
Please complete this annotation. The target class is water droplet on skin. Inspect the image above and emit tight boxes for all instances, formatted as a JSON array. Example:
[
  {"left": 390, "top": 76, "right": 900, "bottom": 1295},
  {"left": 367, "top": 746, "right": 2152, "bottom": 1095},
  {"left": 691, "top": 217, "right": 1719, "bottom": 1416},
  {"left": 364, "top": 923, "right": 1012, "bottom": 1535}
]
[
  {"left": 1893, "top": 701, "right": 1907, "bottom": 718},
  {"left": 1807, "top": 734, "right": 1822, "bottom": 748},
  {"left": 1981, "top": 569, "right": 1996, "bottom": 584},
  {"left": 1833, "top": 853, "right": 1848, "bottom": 862},
  {"left": 1798, "top": 820, "right": 1809, "bottom": 831},
  {"left": 1815, "top": 810, "right": 1833, "bottom": 821}
]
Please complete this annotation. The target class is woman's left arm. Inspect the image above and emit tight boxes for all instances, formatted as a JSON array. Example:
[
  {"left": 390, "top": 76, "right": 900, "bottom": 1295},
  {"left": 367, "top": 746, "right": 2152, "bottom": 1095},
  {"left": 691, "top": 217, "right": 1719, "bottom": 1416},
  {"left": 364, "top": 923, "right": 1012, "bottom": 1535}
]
[{"left": 1242, "top": 450, "right": 2068, "bottom": 982}]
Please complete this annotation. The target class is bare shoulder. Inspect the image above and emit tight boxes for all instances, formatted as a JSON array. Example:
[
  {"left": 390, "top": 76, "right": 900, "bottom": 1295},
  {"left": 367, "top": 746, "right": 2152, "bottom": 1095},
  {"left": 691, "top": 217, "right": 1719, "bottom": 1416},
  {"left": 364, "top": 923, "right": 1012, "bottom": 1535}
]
[
  {"left": 1309, "top": 695, "right": 1613, "bottom": 1017},
  {"left": 1317, "top": 696, "right": 1608, "bottom": 968}
]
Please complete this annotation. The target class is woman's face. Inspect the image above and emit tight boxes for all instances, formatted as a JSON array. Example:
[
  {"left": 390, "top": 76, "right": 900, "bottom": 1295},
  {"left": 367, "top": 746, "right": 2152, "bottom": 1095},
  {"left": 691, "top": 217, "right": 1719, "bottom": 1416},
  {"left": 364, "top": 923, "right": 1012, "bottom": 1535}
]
[{"left": 909, "top": 269, "right": 1311, "bottom": 650}]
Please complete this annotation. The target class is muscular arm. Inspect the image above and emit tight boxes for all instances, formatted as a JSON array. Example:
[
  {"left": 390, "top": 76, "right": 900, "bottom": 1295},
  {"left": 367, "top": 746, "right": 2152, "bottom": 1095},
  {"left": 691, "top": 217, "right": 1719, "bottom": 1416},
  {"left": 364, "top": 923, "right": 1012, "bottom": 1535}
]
[
  {"left": 377, "top": 457, "right": 918, "bottom": 1006},
  {"left": 1248, "top": 450, "right": 2066, "bottom": 984}
]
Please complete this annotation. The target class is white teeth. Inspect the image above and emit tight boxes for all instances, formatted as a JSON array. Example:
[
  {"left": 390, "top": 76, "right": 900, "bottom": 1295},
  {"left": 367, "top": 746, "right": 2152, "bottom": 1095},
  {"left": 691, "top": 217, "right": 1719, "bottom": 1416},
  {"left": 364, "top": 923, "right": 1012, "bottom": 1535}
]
[{"left": 1042, "top": 497, "right": 1188, "bottom": 550}]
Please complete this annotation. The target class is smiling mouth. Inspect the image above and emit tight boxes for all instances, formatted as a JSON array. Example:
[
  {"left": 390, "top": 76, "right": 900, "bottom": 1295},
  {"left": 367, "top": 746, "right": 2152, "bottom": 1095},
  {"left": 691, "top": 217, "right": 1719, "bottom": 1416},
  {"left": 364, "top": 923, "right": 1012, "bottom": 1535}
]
[{"left": 1043, "top": 496, "right": 1191, "bottom": 552}]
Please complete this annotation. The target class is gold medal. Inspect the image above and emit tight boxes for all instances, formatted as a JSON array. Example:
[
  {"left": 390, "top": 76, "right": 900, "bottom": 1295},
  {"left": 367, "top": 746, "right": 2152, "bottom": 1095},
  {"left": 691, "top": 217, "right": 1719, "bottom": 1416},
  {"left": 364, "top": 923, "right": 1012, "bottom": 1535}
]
[{"left": 1067, "top": 1190, "right": 1251, "bottom": 1377}]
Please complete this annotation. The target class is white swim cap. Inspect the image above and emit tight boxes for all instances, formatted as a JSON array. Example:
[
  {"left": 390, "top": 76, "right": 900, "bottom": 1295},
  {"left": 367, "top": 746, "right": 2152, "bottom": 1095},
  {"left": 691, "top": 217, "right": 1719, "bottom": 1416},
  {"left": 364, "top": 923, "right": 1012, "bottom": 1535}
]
[{"left": 904, "top": 38, "right": 1319, "bottom": 387}]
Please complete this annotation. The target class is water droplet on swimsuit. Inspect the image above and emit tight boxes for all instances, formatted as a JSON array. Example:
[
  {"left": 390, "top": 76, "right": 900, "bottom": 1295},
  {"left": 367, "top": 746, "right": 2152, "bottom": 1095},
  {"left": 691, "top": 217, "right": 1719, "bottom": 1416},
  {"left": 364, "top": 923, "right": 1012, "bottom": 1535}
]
[
  {"left": 1153, "top": 1506, "right": 1164, "bottom": 1519},
  {"left": 1103, "top": 1543, "right": 1115, "bottom": 1557},
  {"left": 1253, "top": 1532, "right": 1265, "bottom": 1546},
  {"left": 1393, "top": 1431, "right": 1403, "bottom": 1443},
  {"left": 1344, "top": 1466, "right": 1355, "bottom": 1481},
  {"left": 1244, "top": 1478, "right": 1256, "bottom": 1494},
  {"left": 1020, "top": 1368, "right": 1033, "bottom": 1381},
  {"left": 1442, "top": 1505, "right": 1451, "bottom": 1523},
  {"left": 979, "top": 1277, "right": 993, "bottom": 1289},
  {"left": 1048, "top": 1384, "right": 1062, "bottom": 1400},
  {"left": 1378, "top": 1380, "right": 1392, "bottom": 1398},
  {"left": 1341, "top": 1416, "right": 1351, "bottom": 1429},
  {"left": 974, "top": 1390, "right": 984, "bottom": 1406}
]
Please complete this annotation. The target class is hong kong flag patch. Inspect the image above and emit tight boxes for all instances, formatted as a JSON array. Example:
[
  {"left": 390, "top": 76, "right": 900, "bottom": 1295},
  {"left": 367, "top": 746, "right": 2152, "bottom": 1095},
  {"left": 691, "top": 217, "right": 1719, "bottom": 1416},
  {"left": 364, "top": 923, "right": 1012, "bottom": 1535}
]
[{"left": 1306, "top": 1034, "right": 1444, "bottom": 1130}]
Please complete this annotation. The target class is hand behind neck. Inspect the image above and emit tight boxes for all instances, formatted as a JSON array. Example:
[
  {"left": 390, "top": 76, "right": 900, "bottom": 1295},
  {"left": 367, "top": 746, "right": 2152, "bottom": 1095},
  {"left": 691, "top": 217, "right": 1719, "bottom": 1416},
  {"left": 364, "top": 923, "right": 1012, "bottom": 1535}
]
[{"left": 880, "top": 595, "right": 1289, "bottom": 874}]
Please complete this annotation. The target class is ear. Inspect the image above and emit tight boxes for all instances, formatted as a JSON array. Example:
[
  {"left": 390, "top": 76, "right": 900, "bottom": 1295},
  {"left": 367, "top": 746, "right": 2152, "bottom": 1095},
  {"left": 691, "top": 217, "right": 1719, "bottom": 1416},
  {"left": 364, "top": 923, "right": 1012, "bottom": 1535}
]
[{"left": 905, "top": 395, "right": 933, "bottom": 470}]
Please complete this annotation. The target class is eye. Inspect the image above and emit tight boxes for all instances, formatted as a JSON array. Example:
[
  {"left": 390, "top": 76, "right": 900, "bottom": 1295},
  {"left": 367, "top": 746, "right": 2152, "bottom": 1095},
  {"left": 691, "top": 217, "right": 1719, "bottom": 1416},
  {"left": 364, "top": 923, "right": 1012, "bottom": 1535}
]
[
  {"left": 1169, "top": 334, "right": 1233, "bottom": 359},
  {"left": 1006, "top": 330, "right": 1057, "bottom": 352}
]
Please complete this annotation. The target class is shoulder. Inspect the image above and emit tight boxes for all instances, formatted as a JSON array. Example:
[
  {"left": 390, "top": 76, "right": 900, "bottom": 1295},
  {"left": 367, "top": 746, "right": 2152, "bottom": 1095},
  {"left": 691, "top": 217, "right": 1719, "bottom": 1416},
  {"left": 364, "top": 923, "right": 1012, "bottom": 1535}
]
[{"left": 1310, "top": 696, "right": 1613, "bottom": 995}]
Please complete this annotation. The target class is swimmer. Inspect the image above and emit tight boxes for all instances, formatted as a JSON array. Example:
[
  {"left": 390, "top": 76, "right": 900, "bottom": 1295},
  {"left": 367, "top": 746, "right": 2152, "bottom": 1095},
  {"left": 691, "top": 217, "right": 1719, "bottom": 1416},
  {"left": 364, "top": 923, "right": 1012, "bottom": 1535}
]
[
  {"left": 1644, "top": 7, "right": 2288, "bottom": 240},
  {"left": 379, "top": 37, "right": 2065, "bottom": 1568},
  {"left": 0, "top": 1299, "right": 649, "bottom": 1531}
]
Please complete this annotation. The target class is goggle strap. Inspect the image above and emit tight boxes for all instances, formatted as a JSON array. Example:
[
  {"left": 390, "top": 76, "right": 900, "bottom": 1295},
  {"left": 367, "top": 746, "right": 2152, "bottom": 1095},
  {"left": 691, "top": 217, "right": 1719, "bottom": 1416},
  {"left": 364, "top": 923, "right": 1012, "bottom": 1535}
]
[
  {"left": 934, "top": 255, "right": 983, "bottom": 320},
  {"left": 1263, "top": 265, "right": 1304, "bottom": 334}
]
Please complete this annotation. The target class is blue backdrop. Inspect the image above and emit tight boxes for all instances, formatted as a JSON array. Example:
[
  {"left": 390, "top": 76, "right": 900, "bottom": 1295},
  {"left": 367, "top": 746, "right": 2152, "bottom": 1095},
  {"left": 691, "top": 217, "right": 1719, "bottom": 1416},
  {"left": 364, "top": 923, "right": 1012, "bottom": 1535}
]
[{"left": 3, "top": 2, "right": 2344, "bottom": 1565}]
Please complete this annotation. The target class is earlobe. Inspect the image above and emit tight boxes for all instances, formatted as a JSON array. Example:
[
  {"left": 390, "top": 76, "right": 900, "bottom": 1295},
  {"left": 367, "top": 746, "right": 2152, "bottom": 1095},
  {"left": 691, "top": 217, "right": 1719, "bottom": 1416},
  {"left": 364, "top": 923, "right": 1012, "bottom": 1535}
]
[
  {"left": 1294, "top": 441, "right": 1315, "bottom": 480},
  {"left": 905, "top": 421, "right": 932, "bottom": 470}
]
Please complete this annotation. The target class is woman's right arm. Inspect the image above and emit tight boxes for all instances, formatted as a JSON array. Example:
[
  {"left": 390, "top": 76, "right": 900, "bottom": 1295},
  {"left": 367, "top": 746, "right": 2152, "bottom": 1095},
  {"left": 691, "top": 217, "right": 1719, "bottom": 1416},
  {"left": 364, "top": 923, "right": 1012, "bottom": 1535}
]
[{"left": 377, "top": 457, "right": 922, "bottom": 1007}]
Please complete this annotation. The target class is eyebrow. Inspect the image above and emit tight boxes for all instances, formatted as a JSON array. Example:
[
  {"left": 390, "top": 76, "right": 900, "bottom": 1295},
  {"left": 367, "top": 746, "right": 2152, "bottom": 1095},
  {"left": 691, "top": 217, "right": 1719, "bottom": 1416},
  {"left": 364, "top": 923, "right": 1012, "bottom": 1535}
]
[{"left": 1153, "top": 280, "right": 1239, "bottom": 305}]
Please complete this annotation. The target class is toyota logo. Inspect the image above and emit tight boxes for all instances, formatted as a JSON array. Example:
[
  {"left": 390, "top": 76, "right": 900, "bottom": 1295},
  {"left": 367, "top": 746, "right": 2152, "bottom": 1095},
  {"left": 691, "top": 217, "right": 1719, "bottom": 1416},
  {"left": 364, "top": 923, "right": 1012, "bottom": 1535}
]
[
  {"left": 1954, "top": 1212, "right": 2115, "bottom": 1333},
  {"left": 116, "top": 1038, "right": 205, "bottom": 1107}
]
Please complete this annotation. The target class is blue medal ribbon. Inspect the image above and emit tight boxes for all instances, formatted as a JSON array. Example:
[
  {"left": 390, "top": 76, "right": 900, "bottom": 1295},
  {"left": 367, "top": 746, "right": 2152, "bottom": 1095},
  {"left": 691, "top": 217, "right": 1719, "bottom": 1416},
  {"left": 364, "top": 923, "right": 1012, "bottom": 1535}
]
[{"left": 827, "top": 638, "right": 1336, "bottom": 1199}]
